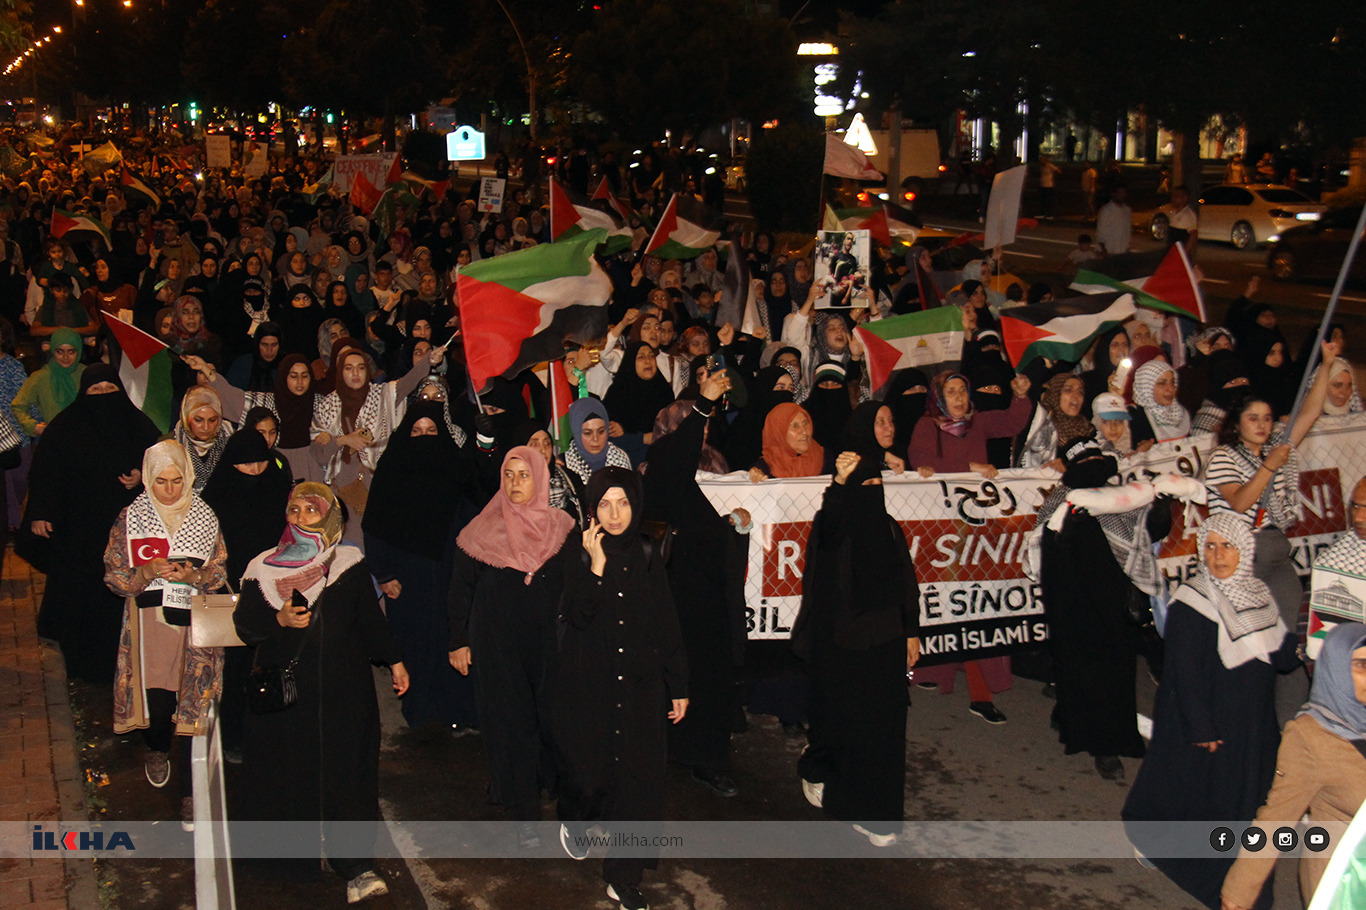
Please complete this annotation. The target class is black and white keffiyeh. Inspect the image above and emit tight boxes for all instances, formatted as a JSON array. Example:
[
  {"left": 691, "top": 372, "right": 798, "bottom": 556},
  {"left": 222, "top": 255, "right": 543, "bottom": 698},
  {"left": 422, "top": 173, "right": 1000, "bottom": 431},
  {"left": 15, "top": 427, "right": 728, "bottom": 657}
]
[
  {"left": 1227, "top": 431, "right": 1301, "bottom": 530},
  {"left": 1178, "top": 512, "right": 1287, "bottom": 668},
  {"left": 1034, "top": 480, "right": 1163, "bottom": 595},
  {"left": 564, "top": 442, "right": 632, "bottom": 485}
]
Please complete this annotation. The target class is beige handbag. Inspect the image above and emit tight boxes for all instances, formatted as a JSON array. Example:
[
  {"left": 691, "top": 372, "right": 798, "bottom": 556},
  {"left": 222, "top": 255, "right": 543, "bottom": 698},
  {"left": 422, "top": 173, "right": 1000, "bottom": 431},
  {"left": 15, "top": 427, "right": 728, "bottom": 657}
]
[{"left": 190, "top": 581, "right": 244, "bottom": 648}]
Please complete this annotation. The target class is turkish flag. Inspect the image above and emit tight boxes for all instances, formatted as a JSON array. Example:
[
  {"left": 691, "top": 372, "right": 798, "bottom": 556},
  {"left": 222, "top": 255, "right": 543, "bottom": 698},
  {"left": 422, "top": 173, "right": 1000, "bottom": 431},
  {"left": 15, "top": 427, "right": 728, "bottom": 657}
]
[{"left": 129, "top": 537, "right": 169, "bottom": 566}]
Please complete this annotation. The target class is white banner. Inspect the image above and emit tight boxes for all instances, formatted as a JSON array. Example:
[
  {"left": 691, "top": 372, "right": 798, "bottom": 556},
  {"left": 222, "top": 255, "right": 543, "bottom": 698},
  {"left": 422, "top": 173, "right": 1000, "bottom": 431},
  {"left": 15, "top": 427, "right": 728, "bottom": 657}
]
[
  {"left": 205, "top": 134, "right": 231, "bottom": 169},
  {"left": 332, "top": 153, "right": 398, "bottom": 193},
  {"left": 699, "top": 415, "right": 1366, "bottom": 665}
]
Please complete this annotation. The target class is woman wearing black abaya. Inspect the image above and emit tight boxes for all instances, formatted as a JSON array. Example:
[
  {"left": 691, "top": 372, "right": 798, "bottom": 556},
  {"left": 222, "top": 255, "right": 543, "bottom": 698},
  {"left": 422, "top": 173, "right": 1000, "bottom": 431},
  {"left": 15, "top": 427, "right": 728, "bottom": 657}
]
[
  {"left": 448, "top": 448, "right": 575, "bottom": 847},
  {"left": 26, "top": 365, "right": 161, "bottom": 682},
  {"left": 884, "top": 368, "right": 930, "bottom": 455},
  {"left": 641, "top": 374, "right": 749, "bottom": 797},
  {"left": 554, "top": 467, "right": 688, "bottom": 910},
  {"left": 1241, "top": 321, "right": 1297, "bottom": 418},
  {"left": 1123, "top": 513, "right": 1297, "bottom": 910},
  {"left": 603, "top": 341, "right": 675, "bottom": 465},
  {"left": 276, "top": 287, "right": 326, "bottom": 363},
  {"left": 323, "top": 280, "right": 366, "bottom": 342},
  {"left": 364, "top": 401, "right": 480, "bottom": 731},
  {"left": 200, "top": 428, "right": 293, "bottom": 761},
  {"left": 792, "top": 441, "right": 920, "bottom": 848},
  {"left": 1080, "top": 325, "right": 1130, "bottom": 414},
  {"left": 723, "top": 366, "right": 795, "bottom": 474},
  {"left": 804, "top": 361, "right": 854, "bottom": 451},
  {"left": 224, "top": 322, "right": 283, "bottom": 393},
  {"left": 233, "top": 483, "right": 408, "bottom": 904}
]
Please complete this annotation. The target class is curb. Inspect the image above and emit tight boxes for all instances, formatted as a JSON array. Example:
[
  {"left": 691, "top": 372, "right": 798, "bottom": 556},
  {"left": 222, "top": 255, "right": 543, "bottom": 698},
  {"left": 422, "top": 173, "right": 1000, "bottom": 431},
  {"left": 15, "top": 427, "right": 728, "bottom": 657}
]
[{"left": 37, "top": 639, "right": 99, "bottom": 910}]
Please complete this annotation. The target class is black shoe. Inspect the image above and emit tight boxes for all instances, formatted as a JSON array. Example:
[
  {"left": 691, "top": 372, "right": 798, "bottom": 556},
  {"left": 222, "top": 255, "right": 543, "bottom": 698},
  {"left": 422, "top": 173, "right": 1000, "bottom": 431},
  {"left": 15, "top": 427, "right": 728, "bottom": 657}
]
[
  {"left": 515, "top": 821, "right": 540, "bottom": 850},
  {"left": 607, "top": 883, "right": 649, "bottom": 910},
  {"left": 692, "top": 767, "right": 738, "bottom": 797},
  {"left": 1094, "top": 755, "right": 1125, "bottom": 780},
  {"left": 782, "top": 722, "right": 806, "bottom": 738},
  {"left": 969, "top": 702, "right": 1007, "bottom": 725},
  {"left": 1040, "top": 683, "right": 1056, "bottom": 700}
]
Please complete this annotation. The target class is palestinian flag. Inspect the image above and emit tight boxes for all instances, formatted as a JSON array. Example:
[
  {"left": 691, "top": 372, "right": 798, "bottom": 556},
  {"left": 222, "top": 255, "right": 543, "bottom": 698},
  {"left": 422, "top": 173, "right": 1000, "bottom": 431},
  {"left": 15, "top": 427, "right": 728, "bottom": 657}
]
[
  {"left": 456, "top": 229, "right": 613, "bottom": 389},
  {"left": 593, "top": 176, "right": 630, "bottom": 221},
  {"left": 371, "top": 182, "right": 419, "bottom": 241},
  {"left": 548, "top": 358, "right": 574, "bottom": 455},
  {"left": 50, "top": 209, "right": 112, "bottom": 250},
  {"left": 644, "top": 194, "right": 724, "bottom": 260},
  {"left": 999, "top": 292, "right": 1137, "bottom": 368},
  {"left": 715, "top": 238, "right": 756, "bottom": 332},
  {"left": 80, "top": 141, "right": 123, "bottom": 177},
  {"left": 549, "top": 178, "right": 632, "bottom": 254},
  {"left": 1071, "top": 245, "right": 1206, "bottom": 322},
  {"left": 825, "top": 205, "right": 921, "bottom": 246},
  {"left": 853, "top": 307, "right": 966, "bottom": 392},
  {"left": 101, "top": 314, "right": 173, "bottom": 433},
  {"left": 302, "top": 166, "right": 334, "bottom": 204},
  {"left": 120, "top": 167, "right": 161, "bottom": 210},
  {"left": 399, "top": 170, "right": 450, "bottom": 202}
]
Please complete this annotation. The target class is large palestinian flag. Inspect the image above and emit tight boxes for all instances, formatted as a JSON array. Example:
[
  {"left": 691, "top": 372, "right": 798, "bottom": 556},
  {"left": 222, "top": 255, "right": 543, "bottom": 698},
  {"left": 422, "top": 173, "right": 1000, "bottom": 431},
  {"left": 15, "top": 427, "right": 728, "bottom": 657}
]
[
  {"left": 548, "top": 177, "right": 632, "bottom": 254},
  {"left": 644, "top": 193, "right": 724, "bottom": 259},
  {"left": 50, "top": 209, "right": 112, "bottom": 250},
  {"left": 456, "top": 229, "right": 613, "bottom": 389},
  {"left": 853, "top": 307, "right": 966, "bottom": 391},
  {"left": 102, "top": 314, "right": 173, "bottom": 432},
  {"left": 1071, "top": 245, "right": 1205, "bottom": 321},
  {"left": 1000, "top": 292, "right": 1137, "bottom": 368},
  {"left": 120, "top": 167, "right": 161, "bottom": 210}
]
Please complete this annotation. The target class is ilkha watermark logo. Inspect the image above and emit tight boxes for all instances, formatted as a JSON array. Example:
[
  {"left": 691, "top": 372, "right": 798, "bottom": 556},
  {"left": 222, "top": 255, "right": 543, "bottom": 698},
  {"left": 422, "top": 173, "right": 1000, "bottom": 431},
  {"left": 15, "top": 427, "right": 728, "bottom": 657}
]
[{"left": 32, "top": 825, "right": 135, "bottom": 852}]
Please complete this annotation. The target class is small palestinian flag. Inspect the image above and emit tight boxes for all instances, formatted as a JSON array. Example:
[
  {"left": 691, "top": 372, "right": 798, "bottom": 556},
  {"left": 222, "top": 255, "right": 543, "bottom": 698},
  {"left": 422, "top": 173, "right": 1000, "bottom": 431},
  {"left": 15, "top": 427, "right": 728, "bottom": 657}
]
[
  {"left": 456, "top": 229, "right": 613, "bottom": 389},
  {"left": 1071, "top": 245, "right": 1206, "bottom": 322},
  {"left": 1000, "top": 292, "right": 1137, "bottom": 368},
  {"left": 825, "top": 204, "right": 921, "bottom": 246},
  {"left": 593, "top": 176, "right": 630, "bottom": 221},
  {"left": 644, "top": 193, "right": 724, "bottom": 260},
  {"left": 102, "top": 314, "right": 173, "bottom": 432},
  {"left": 399, "top": 170, "right": 450, "bottom": 202},
  {"left": 120, "top": 167, "right": 161, "bottom": 210},
  {"left": 853, "top": 306, "right": 966, "bottom": 391},
  {"left": 302, "top": 166, "right": 334, "bottom": 204},
  {"left": 549, "top": 178, "right": 632, "bottom": 255},
  {"left": 50, "top": 209, "right": 112, "bottom": 250}
]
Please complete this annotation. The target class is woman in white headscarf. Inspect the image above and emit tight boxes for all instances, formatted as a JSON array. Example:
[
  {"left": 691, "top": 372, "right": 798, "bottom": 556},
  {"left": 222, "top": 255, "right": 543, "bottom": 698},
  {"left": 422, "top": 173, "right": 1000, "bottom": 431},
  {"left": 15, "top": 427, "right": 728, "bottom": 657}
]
[
  {"left": 105, "top": 440, "right": 227, "bottom": 826},
  {"left": 1128, "top": 359, "right": 1190, "bottom": 447},
  {"left": 1122, "top": 512, "right": 1298, "bottom": 910},
  {"left": 173, "top": 385, "right": 234, "bottom": 491},
  {"left": 1317, "top": 358, "right": 1364, "bottom": 417}
]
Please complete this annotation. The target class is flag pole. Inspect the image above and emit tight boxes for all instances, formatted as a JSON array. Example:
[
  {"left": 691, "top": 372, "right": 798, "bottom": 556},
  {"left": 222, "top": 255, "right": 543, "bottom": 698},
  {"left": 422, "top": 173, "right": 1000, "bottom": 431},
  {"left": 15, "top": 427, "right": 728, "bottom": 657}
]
[
  {"left": 452, "top": 266, "right": 486, "bottom": 413},
  {"left": 1285, "top": 204, "right": 1366, "bottom": 430}
]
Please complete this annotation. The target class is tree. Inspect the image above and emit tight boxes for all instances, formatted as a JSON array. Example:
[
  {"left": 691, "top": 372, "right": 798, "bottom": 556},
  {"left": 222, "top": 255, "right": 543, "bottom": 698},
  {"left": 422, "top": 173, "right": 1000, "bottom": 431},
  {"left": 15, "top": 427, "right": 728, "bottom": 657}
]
[
  {"left": 571, "top": 0, "right": 801, "bottom": 143},
  {"left": 746, "top": 123, "right": 824, "bottom": 233},
  {"left": 70, "top": 0, "right": 194, "bottom": 110},
  {"left": 182, "top": 0, "right": 293, "bottom": 115},
  {"left": 280, "top": 0, "right": 445, "bottom": 150}
]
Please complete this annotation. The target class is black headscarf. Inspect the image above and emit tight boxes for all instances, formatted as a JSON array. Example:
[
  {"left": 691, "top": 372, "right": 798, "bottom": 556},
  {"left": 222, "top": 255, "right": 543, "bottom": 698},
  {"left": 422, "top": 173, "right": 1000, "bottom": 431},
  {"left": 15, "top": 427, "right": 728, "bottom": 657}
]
[
  {"left": 200, "top": 427, "right": 294, "bottom": 583},
  {"left": 765, "top": 273, "right": 794, "bottom": 336},
  {"left": 478, "top": 377, "right": 530, "bottom": 441},
  {"left": 603, "top": 342, "right": 675, "bottom": 434},
  {"left": 1207, "top": 350, "right": 1251, "bottom": 410},
  {"left": 272, "top": 353, "right": 315, "bottom": 449},
  {"left": 1241, "top": 322, "right": 1296, "bottom": 416},
  {"left": 276, "top": 287, "right": 324, "bottom": 361},
  {"left": 885, "top": 368, "right": 929, "bottom": 453},
  {"left": 241, "top": 405, "right": 279, "bottom": 440},
  {"left": 1082, "top": 324, "right": 1128, "bottom": 406},
  {"left": 842, "top": 401, "right": 893, "bottom": 486},
  {"left": 724, "top": 365, "right": 795, "bottom": 472},
  {"left": 803, "top": 366, "right": 854, "bottom": 450},
  {"left": 362, "top": 400, "right": 473, "bottom": 561},
  {"left": 585, "top": 465, "right": 644, "bottom": 556},
  {"left": 965, "top": 344, "right": 1016, "bottom": 413},
  {"left": 245, "top": 322, "right": 283, "bottom": 393}
]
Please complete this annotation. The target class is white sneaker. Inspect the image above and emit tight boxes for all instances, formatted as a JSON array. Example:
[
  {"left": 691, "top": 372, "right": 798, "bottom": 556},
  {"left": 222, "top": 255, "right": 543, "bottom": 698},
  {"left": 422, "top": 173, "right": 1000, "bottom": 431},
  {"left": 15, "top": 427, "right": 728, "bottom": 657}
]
[
  {"left": 801, "top": 779, "right": 824, "bottom": 808},
  {"left": 560, "top": 823, "right": 589, "bottom": 860},
  {"left": 853, "top": 824, "right": 897, "bottom": 848},
  {"left": 346, "top": 871, "right": 389, "bottom": 904}
]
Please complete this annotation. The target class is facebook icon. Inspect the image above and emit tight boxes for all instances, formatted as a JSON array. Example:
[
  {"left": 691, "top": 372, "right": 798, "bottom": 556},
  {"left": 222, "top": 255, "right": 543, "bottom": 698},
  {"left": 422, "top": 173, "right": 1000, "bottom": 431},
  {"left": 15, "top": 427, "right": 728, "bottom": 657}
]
[{"left": 1210, "top": 827, "right": 1236, "bottom": 852}]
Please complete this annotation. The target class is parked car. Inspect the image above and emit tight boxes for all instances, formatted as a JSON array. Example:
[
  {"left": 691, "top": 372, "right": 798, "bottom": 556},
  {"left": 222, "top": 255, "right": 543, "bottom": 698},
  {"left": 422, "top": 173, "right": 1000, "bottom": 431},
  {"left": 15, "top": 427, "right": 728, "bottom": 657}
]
[
  {"left": 1267, "top": 205, "right": 1366, "bottom": 282},
  {"left": 1136, "top": 184, "right": 1325, "bottom": 250}
]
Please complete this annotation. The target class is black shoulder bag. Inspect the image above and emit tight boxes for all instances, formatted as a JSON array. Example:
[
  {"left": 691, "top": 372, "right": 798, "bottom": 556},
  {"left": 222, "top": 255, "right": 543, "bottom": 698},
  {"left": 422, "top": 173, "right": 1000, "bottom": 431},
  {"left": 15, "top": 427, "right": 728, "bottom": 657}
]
[{"left": 246, "top": 589, "right": 318, "bottom": 714}]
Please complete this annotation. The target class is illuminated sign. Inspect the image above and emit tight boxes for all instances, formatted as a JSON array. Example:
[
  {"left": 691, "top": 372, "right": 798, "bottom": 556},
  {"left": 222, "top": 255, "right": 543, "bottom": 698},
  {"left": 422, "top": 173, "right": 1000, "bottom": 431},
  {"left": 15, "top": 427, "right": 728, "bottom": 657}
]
[
  {"left": 798, "top": 43, "right": 839, "bottom": 56},
  {"left": 843, "top": 113, "right": 877, "bottom": 156},
  {"left": 446, "top": 126, "right": 486, "bottom": 162}
]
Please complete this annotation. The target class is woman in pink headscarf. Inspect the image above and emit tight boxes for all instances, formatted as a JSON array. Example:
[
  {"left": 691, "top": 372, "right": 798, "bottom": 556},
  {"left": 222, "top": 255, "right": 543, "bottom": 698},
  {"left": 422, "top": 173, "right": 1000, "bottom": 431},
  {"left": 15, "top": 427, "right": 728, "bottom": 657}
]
[{"left": 448, "top": 446, "right": 576, "bottom": 849}]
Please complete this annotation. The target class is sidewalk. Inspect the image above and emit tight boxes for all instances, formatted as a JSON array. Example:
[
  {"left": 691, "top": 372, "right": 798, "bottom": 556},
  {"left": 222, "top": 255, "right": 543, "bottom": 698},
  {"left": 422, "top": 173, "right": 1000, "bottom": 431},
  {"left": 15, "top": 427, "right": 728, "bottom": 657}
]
[{"left": 0, "top": 546, "right": 98, "bottom": 910}]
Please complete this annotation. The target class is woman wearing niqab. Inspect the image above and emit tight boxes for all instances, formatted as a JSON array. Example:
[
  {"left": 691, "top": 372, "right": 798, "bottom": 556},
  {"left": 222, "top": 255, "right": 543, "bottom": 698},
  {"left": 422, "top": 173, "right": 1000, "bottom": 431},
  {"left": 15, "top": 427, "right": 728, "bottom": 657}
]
[{"left": 26, "top": 365, "right": 161, "bottom": 682}]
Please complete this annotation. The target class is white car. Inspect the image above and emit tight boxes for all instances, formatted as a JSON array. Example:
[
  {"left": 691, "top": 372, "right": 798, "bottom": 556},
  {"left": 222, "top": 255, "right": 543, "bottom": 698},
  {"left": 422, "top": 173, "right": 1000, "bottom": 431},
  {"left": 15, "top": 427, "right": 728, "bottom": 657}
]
[{"left": 1141, "top": 184, "right": 1325, "bottom": 250}]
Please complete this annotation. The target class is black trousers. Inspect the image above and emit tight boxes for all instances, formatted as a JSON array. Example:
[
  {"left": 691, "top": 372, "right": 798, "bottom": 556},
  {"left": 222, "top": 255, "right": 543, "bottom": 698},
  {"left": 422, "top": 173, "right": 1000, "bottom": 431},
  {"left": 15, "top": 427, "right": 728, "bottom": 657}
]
[{"left": 142, "top": 687, "right": 192, "bottom": 797}]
